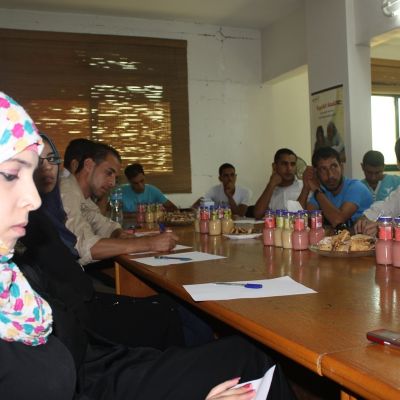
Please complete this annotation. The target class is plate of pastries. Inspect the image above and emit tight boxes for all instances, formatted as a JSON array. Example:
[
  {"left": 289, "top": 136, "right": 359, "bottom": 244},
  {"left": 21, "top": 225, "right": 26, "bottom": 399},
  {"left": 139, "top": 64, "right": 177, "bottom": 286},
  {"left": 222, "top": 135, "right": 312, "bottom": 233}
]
[
  {"left": 310, "top": 229, "right": 375, "bottom": 257},
  {"left": 164, "top": 210, "right": 195, "bottom": 226}
]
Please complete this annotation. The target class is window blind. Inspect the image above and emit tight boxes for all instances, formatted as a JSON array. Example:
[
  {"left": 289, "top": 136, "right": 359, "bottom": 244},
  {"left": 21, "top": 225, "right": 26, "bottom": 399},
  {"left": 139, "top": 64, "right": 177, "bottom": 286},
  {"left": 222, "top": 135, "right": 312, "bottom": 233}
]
[{"left": 0, "top": 28, "right": 191, "bottom": 193}]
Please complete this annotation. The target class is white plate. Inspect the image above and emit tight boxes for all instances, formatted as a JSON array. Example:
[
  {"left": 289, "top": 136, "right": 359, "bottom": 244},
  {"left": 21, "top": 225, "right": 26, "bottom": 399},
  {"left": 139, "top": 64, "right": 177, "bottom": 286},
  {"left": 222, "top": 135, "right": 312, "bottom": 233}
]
[{"left": 223, "top": 233, "right": 263, "bottom": 240}]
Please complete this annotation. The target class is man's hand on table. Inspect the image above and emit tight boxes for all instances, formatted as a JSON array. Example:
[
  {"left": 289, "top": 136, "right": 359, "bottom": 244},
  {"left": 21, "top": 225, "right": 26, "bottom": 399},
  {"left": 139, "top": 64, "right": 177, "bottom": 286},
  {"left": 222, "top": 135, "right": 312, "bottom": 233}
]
[{"left": 354, "top": 216, "right": 378, "bottom": 236}]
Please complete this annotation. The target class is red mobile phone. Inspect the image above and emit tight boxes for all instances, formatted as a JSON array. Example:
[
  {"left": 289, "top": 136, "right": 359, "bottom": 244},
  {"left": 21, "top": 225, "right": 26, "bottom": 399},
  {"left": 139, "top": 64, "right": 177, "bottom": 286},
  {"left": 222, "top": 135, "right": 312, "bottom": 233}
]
[{"left": 366, "top": 329, "right": 400, "bottom": 347}]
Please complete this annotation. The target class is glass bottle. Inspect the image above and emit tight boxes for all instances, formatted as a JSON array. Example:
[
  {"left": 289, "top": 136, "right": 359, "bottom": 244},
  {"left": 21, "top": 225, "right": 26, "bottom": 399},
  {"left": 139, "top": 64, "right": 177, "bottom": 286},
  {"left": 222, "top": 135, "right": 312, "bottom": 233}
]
[
  {"left": 376, "top": 216, "right": 393, "bottom": 265},
  {"left": 292, "top": 212, "right": 309, "bottom": 250},
  {"left": 393, "top": 217, "right": 400, "bottom": 267},
  {"left": 209, "top": 209, "right": 222, "bottom": 235},
  {"left": 274, "top": 209, "right": 284, "bottom": 247},
  {"left": 282, "top": 211, "right": 293, "bottom": 249},
  {"left": 200, "top": 206, "right": 209, "bottom": 234},
  {"left": 263, "top": 210, "right": 275, "bottom": 246},
  {"left": 136, "top": 203, "right": 145, "bottom": 224},
  {"left": 309, "top": 210, "right": 325, "bottom": 245},
  {"left": 154, "top": 203, "right": 164, "bottom": 222},
  {"left": 221, "top": 208, "right": 234, "bottom": 234},
  {"left": 145, "top": 204, "right": 155, "bottom": 223},
  {"left": 194, "top": 207, "right": 201, "bottom": 233}
]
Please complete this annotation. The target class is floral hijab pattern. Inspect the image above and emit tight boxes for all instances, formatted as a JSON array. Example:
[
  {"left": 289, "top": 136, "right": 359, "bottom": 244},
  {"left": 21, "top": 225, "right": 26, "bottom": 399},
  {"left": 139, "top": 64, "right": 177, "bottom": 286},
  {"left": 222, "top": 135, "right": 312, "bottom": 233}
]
[{"left": 0, "top": 92, "right": 52, "bottom": 345}]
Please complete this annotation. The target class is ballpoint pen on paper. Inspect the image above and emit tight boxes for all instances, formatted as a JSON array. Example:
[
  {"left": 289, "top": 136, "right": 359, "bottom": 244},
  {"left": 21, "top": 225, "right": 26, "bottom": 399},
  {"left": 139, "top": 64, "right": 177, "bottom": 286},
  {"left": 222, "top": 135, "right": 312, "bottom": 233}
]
[
  {"left": 215, "top": 282, "right": 263, "bottom": 289},
  {"left": 155, "top": 255, "right": 192, "bottom": 261}
]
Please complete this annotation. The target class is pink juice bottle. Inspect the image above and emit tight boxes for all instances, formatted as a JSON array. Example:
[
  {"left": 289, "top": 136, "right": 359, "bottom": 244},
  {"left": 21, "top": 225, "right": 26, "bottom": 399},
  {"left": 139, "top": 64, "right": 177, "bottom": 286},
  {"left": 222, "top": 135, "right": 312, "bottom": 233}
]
[
  {"left": 292, "top": 212, "right": 309, "bottom": 250},
  {"left": 393, "top": 217, "right": 400, "bottom": 267},
  {"left": 263, "top": 210, "right": 275, "bottom": 246},
  {"left": 376, "top": 216, "right": 393, "bottom": 265},
  {"left": 309, "top": 210, "right": 325, "bottom": 245}
]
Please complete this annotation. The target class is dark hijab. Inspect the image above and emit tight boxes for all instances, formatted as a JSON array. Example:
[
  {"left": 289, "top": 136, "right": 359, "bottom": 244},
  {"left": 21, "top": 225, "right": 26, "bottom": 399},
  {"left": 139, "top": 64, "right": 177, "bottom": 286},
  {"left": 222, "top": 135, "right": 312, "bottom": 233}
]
[{"left": 38, "top": 134, "right": 79, "bottom": 259}]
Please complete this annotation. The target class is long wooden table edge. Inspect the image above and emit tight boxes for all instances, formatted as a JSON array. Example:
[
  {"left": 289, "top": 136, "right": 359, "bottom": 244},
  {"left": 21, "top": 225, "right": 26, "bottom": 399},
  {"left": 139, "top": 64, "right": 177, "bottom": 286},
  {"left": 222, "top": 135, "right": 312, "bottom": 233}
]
[{"left": 115, "top": 258, "right": 322, "bottom": 375}]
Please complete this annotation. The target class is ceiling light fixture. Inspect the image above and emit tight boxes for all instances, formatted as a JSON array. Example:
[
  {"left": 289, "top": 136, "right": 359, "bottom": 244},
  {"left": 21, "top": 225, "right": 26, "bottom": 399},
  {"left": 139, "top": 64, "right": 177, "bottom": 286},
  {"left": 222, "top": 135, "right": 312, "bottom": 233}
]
[{"left": 382, "top": 0, "right": 400, "bottom": 17}]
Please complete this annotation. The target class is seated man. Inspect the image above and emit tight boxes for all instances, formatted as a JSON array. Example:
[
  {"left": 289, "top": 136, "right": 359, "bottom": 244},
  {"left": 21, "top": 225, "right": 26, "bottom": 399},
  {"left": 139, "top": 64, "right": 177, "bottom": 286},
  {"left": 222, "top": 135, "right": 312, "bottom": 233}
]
[
  {"left": 361, "top": 150, "right": 400, "bottom": 202},
  {"left": 60, "top": 141, "right": 177, "bottom": 266},
  {"left": 122, "top": 163, "right": 177, "bottom": 212},
  {"left": 254, "top": 148, "right": 303, "bottom": 218},
  {"left": 195, "top": 163, "right": 251, "bottom": 217},
  {"left": 356, "top": 139, "right": 400, "bottom": 236},
  {"left": 298, "top": 146, "right": 372, "bottom": 228}
]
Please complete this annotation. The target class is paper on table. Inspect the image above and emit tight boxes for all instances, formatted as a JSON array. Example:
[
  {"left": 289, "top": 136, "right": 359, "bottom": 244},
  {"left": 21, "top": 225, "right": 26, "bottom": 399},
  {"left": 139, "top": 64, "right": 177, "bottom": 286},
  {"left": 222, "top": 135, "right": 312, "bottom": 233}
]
[
  {"left": 236, "top": 365, "right": 275, "bottom": 400},
  {"left": 183, "top": 276, "right": 316, "bottom": 301},
  {"left": 134, "top": 251, "right": 226, "bottom": 266},
  {"left": 129, "top": 244, "right": 191, "bottom": 256},
  {"left": 287, "top": 200, "right": 303, "bottom": 212}
]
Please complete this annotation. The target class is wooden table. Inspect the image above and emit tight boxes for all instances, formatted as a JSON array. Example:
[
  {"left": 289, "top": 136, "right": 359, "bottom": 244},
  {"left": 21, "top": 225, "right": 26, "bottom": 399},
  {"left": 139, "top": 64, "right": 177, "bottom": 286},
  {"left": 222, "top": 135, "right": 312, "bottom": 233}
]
[{"left": 115, "top": 226, "right": 400, "bottom": 399}]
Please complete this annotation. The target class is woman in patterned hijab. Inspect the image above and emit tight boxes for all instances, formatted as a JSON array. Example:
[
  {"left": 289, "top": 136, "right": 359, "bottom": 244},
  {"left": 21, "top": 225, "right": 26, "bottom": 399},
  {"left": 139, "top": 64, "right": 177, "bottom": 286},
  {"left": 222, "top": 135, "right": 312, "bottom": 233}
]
[{"left": 0, "top": 92, "right": 53, "bottom": 345}]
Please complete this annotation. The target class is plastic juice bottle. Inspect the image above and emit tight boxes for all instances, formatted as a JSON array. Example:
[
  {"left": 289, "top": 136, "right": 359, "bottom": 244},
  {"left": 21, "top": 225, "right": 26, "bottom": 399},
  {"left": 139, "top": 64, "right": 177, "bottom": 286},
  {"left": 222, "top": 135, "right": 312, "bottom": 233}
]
[
  {"left": 376, "top": 216, "right": 393, "bottom": 265},
  {"left": 209, "top": 209, "right": 222, "bottom": 235},
  {"left": 309, "top": 210, "right": 325, "bottom": 245},
  {"left": 274, "top": 210, "right": 284, "bottom": 247},
  {"left": 221, "top": 208, "right": 234, "bottom": 234},
  {"left": 282, "top": 211, "right": 293, "bottom": 249},
  {"left": 200, "top": 206, "right": 209, "bottom": 234},
  {"left": 392, "top": 217, "right": 400, "bottom": 267},
  {"left": 292, "top": 212, "right": 309, "bottom": 250},
  {"left": 263, "top": 210, "right": 275, "bottom": 246}
]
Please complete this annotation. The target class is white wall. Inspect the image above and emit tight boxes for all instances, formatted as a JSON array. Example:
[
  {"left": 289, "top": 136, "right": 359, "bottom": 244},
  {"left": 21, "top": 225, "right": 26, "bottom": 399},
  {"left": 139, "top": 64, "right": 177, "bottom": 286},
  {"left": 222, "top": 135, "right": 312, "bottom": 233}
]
[
  {"left": 254, "top": 66, "right": 311, "bottom": 200},
  {"left": 261, "top": 7, "right": 307, "bottom": 82},
  {"left": 0, "top": 9, "right": 270, "bottom": 208}
]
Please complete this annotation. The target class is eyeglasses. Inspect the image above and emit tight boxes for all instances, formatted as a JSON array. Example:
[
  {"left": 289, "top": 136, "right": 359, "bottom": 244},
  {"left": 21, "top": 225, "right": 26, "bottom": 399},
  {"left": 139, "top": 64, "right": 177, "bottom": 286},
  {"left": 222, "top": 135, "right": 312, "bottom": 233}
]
[{"left": 39, "top": 156, "right": 62, "bottom": 165}]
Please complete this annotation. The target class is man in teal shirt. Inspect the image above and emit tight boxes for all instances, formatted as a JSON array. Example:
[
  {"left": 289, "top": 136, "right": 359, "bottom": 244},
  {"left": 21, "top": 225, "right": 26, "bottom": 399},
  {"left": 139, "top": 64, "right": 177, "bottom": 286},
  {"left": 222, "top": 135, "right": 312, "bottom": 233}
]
[
  {"left": 361, "top": 150, "right": 400, "bottom": 202},
  {"left": 121, "top": 163, "right": 177, "bottom": 212}
]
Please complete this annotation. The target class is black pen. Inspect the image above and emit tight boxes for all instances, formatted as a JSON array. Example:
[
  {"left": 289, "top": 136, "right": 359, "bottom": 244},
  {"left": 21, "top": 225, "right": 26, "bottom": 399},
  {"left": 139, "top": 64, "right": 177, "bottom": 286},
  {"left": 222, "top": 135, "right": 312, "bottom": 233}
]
[{"left": 155, "top": 255, "right": 192, "bottom": 261}]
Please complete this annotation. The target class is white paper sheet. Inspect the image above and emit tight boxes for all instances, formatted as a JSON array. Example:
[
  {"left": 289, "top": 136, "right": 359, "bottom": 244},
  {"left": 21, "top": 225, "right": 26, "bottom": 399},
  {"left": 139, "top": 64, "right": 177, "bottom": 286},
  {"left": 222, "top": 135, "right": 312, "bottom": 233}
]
[
  {"left": 183, "top": 276, "right": 316, "bottom": 301},
  {"left": 134, "top": 251, "right": 226, "bottom": 266},
  {"left": 236, "top": 365, "right": 276, "bottom": 400},
  {"left": 128, "top": 244, "right": 191, "bottom": 256}
]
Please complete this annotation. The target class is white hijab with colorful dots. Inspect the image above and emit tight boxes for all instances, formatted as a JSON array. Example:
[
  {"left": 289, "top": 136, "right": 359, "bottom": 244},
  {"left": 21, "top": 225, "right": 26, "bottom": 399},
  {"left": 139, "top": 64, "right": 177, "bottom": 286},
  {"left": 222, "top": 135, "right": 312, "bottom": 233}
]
[{"left": 0, "top": 92, "right": 52, "bottom": 346}]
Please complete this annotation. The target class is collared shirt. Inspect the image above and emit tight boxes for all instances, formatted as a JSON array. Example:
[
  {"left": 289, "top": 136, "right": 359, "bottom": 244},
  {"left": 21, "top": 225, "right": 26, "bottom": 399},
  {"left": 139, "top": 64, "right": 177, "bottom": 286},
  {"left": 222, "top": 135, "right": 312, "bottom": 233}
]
[
  {"left": 268, "top": 179, "right": 303, "bottom": 211},
  {"left": 204, "top": 184, "right": 251, "bottom": 206},
  {"left": 60, "top": 174, "right": 121, "bottom": 265},
  {"left": 309, "top": 177, "right": 373, "bottom": 224},
  {"left": 361, "top": 174, "right": 400, "bottom": 202},
  {"left": 121, "top": 183, "right": 168, "bottom": 212},
  {"left": 364, "top": 186, "right": 400, "bottom": 221}
]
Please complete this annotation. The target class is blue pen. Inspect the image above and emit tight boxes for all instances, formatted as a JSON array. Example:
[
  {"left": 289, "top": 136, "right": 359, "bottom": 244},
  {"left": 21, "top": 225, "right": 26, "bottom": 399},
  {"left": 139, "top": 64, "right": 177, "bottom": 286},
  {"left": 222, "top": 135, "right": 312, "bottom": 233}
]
[
  {"left": 155, "top": 255, "right": 192, "bottom": 261},
  {"left": 215, "top": 282, "right": 263, "bottom": 289}
]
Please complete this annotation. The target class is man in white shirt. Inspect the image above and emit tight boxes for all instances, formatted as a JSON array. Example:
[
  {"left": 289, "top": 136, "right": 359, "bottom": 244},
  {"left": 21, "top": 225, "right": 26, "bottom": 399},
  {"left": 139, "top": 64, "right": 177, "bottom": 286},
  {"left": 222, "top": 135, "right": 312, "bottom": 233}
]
[
  {"left": 253, "top": 148, "right": 303, "bottom": 219},
  {"left": 355, "top": 139, "right": 400, "bottom": 236},
  {"left": 194, "top": 163, "right": 251, "bottom": 217}
]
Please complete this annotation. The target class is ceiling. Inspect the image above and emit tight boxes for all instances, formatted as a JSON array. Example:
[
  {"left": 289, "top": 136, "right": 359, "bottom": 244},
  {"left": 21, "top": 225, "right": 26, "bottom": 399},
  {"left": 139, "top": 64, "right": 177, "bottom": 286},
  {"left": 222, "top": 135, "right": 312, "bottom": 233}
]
[{"left": 0, "top": 0, "right": 304, "bottom": 30}]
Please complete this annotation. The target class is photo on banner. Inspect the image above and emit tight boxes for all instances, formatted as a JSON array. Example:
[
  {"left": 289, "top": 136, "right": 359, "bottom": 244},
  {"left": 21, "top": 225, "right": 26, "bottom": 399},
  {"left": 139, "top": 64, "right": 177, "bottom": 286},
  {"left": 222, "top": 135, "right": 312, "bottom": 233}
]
[{"left": 310, "top": 85, "right": 345, "bottom": 163}]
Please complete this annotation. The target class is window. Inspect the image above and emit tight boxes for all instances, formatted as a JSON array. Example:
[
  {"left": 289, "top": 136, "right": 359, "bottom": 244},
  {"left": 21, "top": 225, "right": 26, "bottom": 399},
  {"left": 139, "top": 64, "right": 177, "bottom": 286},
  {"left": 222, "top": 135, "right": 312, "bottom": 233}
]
[
  {"left": 0, "top": 28, "right": 191, "bottom": 193},
  {"left": 371, "top": 95, "right": 399, "bottom": 165},
  {"left": 371, "top": 58, "right": 400, "bottom": 169}
]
